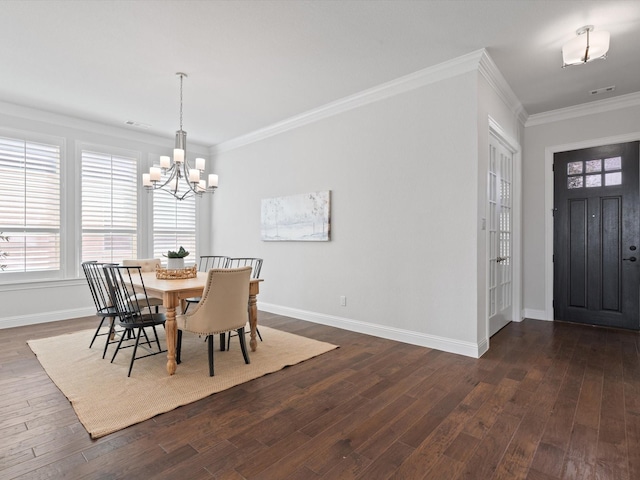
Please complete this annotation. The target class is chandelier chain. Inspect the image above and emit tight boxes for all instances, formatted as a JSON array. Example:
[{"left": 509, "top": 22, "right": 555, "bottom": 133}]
[{"left": 179, "top": 73, "right": 184, "bottom": 131}]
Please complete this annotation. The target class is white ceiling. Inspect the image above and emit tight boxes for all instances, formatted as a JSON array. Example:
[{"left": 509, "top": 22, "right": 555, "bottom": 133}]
[{"left": 1, "top": 0, "right": 639, "bottom": 146}]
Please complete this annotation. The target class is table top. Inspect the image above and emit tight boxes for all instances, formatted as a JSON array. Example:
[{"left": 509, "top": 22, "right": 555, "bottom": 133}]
[
  {"left": 134, "top": 271, "right": 262, "bottom": 293},
  {"left": 137, "top": 271, "right": 209, "bottom": 293}
]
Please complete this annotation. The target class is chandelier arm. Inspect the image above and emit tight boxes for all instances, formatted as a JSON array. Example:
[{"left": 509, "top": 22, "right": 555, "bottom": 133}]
[{"left": 152, "top": 165, "right": 178, "bottom": 190}]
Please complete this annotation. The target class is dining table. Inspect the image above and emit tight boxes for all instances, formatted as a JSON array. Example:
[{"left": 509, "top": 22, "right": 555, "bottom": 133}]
[{"left": 131, "top": 271, "right": 263, "bottom": 375}]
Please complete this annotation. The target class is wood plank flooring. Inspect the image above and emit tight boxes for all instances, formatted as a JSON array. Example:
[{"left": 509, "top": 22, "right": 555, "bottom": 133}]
[{"left": 1, "top": 313, "right": 640, "bottom": 479}]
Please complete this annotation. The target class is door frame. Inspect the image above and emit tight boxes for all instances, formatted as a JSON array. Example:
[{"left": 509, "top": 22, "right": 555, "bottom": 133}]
[
  {"left": 487, "top": 117, "right": 522, "bottom": 341},
  {"left": 544, "top": 132, "right": 640, "bottom": 321}
]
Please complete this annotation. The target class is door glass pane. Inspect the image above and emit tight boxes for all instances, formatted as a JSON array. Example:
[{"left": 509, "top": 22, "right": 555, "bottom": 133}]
[
  {"left": 605, "top": 172, "right": 622, "bottom": 186},
  {"left": 567, "top": 162, "right": 583, "bottom": 175},
  {"left": 568, "top": 176, "right": 583, "bottom": 189},
  {"left": 604, "top": 156, "right": 622, "bottom": 171},
  {"left": 586, "top": 160, "right": 602, "bottom": 173},
  {"left": 586, "top": 174, "right": 602, "bottom": 187}
]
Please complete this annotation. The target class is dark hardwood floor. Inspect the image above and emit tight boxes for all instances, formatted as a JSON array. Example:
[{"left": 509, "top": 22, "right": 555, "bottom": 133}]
[{"left": 1, "top": 312, "right": 640, "bottom": 479}]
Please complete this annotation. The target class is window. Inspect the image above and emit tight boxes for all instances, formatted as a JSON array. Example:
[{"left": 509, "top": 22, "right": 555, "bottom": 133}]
[
  {"left": 0, "top": 133, "right": 61, "bottom": 273},
  {"left": 81, "top": 149, "right": 138, "bottom": 263},
  {"left": 567, "top": 157, "right": 623, "bottom": 189},
  {"left": 153, "top": 190, "right": 196, "bottom": 264}
]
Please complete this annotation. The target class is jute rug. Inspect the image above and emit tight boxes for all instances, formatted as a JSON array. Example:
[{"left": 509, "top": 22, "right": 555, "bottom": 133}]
[{"left": 27, "top": 325, "right": 337, "bottom": 439}]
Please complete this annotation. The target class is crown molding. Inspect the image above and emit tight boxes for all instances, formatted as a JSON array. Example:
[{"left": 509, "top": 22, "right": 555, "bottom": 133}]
[
  {"left": 525, "top": 91, "right": 640, "bottom": 127},
  {"left": 478, "top": 51, "right": 528, "bottom": 126},
  {"left": 0, "top": 100, "right": 210, "bottom": 154},
  {"left": 213, "top": 49, "right": 488, "bottom": 155}
]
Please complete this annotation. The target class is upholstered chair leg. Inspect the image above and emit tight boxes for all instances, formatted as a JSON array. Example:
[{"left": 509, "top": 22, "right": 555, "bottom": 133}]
[
  {"left": 219, "top": 333, "right": 226, "bottom": 351},
  {"left": 208, "top": 335, "right": 215, "bottom": 376},
  {"left": 238, "top": 327, "right": 250, "bottom": 365},
  {"left": 176, "top": 330, "right": 182, "bottom": 364}
]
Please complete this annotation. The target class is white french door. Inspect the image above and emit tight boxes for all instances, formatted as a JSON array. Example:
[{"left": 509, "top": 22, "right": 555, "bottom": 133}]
[{"left": 488, "top": 133, "right": 514, "bottom": 336}]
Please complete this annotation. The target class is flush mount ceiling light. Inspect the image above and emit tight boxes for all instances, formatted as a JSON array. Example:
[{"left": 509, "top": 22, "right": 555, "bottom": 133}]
[
  {"left": 562, "top": 25, "right": 610, "bottom": 68},
  {"left": 142, "top": 72, "right": 218, "bottom": 200}
]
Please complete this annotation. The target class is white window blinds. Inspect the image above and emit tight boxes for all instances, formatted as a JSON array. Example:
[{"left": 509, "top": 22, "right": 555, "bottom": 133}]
[
  {"left": 0, "top": 135, "right": 61, "bottom": 272},
  {"left": 153, "top": 190, "right": 196, "bottom": 264},
  {"left": 82, "top": 150, "right": 138, "bottom": 263}
]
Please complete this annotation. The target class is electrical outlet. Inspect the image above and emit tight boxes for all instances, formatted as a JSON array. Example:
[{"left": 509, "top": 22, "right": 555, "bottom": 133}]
[{"left": 340, "top": 296, "right": 347, "bottom": 306}]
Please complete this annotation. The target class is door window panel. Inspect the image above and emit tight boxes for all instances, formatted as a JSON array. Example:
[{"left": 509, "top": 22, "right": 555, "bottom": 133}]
[
  {"left": 586, "top": 174, "right": 601, "bottom": 188},
  {"left": 567, "top": 162, "right": 583, "bottom": 175},
  {"left": 605, "top": 157, "right": 622, "bottom": 171},
  {"left": 565, "top": 157, "right": 622, "bottom": 189},
  {"left": 586, "top": 160, "right": 602, "bottom": 173}
]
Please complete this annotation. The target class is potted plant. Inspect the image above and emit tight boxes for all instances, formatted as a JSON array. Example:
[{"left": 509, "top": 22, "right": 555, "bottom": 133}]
[{"left": 164, "top": 246, "right": 189, "bottom": 270}]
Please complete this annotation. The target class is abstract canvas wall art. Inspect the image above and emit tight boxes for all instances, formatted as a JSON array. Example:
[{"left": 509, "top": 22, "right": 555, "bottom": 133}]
[{"left": 261, "top": 191, "right": 330, "bottom": 241}]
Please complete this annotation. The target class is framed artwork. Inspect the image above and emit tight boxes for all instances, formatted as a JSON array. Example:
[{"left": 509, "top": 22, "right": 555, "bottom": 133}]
[{"left": 261, "top": 191, "right": 331, "bottom": 241}]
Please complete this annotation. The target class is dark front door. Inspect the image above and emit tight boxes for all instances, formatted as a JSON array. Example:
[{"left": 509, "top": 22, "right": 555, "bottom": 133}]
[{"left": 554, "top": 141, "right": 640, "bottom": 330}]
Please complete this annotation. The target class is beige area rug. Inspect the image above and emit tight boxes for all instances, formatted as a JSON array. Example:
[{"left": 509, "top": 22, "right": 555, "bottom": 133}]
[{"left": 28, "top": 326, "right": 338, "bottom": 439}]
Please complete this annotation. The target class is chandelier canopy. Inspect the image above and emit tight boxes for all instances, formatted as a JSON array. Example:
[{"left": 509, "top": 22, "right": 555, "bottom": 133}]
[{"left": 142, "top": 72, "right": 218, "bottom": 200}]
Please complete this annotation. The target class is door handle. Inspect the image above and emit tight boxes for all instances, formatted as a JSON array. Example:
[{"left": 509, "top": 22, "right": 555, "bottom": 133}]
[
  {"left": 623, "top": 257, "right": 637, "bottom": 262},
  {"left": 496, "top": 256, "right": 506, "bottom": 263}
]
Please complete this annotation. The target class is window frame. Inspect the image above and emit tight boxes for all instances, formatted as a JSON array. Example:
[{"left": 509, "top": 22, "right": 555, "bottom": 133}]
[
  {"left": 77, "top": 142, "right": 142, "bottom": 268},
  {"left": 0, "top": 127, "right": 65, "bottom": 284}
]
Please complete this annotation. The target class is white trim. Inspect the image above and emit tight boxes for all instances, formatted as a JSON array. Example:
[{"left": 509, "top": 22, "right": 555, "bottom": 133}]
[
  {"left": 523, "top": 308, "right": 549, "bottom": 321},
  {"left": 0, "top": 307, "right": 94, "bottom": 330},
  {"left": 0, "top": 277, "right": 85, "bottom": 292},
  {"left": 0, "top": 100, "right": 211, "bottom": 154},
  {"left": 479, "top": 53, "right": 528, "bottom": 126},
  {"left": 544, "top": 132, "right": 640, "bottom": 322},
  {"left": 214, "top": 49, "right": 487, "bottom": 154},
  {"left": 526, "top": 92, "right": 640, "bottom": 127},
  {"left": 260, "top": 303, "right": 484, "bottom": 358}
]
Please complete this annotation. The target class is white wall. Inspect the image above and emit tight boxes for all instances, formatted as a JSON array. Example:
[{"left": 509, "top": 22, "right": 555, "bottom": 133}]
[
  {"left": 522, "top": 98, "right": 640, "bottom": 319},
  {"left": 0, "top": 102, "right": 212, "bottom": 328},
  {"left": 212, "top": 69, "right": 491, "bottom": 356},
  {"left": 1, "top": 51, "right": 526, "bottom": 359}
]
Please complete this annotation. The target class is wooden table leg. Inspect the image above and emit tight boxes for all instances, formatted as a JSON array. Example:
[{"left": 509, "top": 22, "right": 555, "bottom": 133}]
[
  {"left": 165, "top": 306, "right": 177, "bottom": 375},
  {"left": 249, "top": 293, "right": 258, "bottom": 352}
]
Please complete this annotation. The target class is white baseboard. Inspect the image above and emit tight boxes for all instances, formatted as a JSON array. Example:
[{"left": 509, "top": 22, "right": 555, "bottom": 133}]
[
  {"left": 0, "top": 307, "right": 95, "bottom": 330},
  {"left": 260, "top": 303, "right": 485, "bottom": 358},
  {"left": 523, "top": 309, "right": 551, "bottom": 321}
]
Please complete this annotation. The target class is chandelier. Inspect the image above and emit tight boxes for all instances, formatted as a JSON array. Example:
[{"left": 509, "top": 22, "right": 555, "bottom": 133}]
[{"left": 142, "top": 72, "right": 218, "bottom": 200}]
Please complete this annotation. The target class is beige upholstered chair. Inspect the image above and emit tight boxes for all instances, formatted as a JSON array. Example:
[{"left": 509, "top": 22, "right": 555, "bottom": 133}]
[
  {"left": 175, "top": 266, "right": 252, "bottom": 376},
  {"left": 183, "top": 255, "right": 230, "bottom": 313},
  {"left": 122, "top": 259, "right": 164, "bottom": 311}
]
